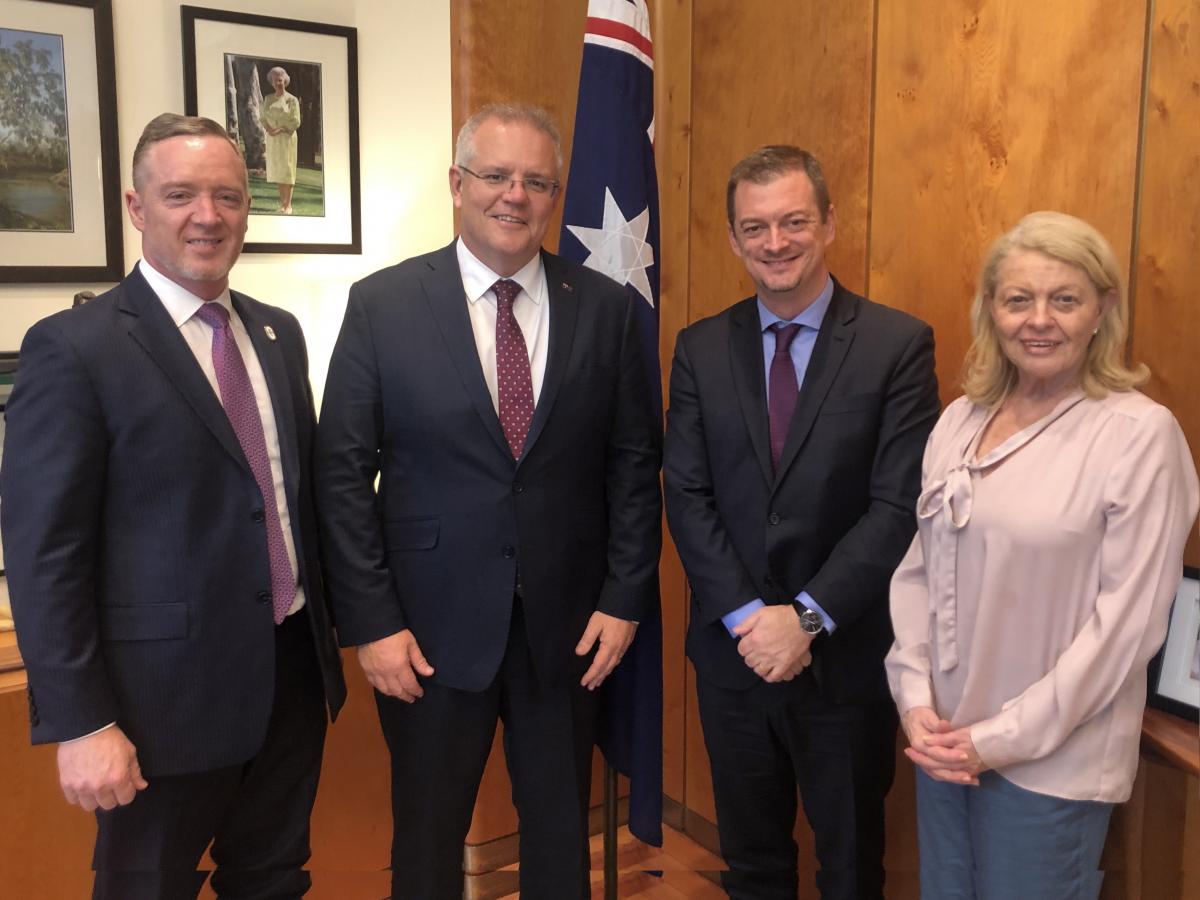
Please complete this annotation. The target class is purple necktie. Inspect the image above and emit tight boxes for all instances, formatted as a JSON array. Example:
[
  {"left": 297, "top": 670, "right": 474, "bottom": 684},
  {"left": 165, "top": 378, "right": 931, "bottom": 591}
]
[
  {"left": 768, "top": 322, "right": 803, "bottom": 471},
  {"left": 194, "top": 301, "right": 296, "bottom": 624},
  {"left": 494, "top": 279, "right": 534, "bottom": 459}
]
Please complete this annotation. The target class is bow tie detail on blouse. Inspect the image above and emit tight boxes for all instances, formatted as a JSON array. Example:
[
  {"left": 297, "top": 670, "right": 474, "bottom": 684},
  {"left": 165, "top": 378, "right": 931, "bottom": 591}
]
[{"left": 917, "top": 391, "right": 1086, "bottom": 673}]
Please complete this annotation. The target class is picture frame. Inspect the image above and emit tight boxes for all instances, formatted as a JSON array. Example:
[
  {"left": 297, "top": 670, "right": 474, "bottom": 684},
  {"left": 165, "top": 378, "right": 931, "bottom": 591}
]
[
  {"left": 1147, "top": 566, "right": 1200, "bottom": 723},
  {"left": 0, "top": 350, "right": 19, "bottom": 577},
  {"left": 0, "top": 0, "right": 123, "bottom": 283},
  {"left": 181, "top": 6, "right": 361, "bottom": 254}
]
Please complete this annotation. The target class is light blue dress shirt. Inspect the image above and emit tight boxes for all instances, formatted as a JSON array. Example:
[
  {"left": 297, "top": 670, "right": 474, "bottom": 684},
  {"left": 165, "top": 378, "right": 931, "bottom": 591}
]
[{"left": 721, "top": 276, "right": 837, "bottom": 638}]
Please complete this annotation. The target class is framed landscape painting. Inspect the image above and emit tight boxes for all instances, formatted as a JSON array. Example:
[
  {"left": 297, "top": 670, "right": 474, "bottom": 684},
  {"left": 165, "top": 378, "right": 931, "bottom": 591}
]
[
  {"left": 182, "top": 6, "right": 361, "bottom": 254},
  {"left": 0, "top": 0, "right": 123, "bottom": 283}
]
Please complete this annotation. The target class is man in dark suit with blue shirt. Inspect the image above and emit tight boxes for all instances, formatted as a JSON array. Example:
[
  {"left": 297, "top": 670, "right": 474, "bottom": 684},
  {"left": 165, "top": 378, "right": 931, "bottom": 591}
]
[
  {"left": 315, "top": 103, "right": 661, "bottom": 900},
  {"left": 664, "top": 146, "right": 939, "bottom": 899},
  {"left": 1, "top": 113, "right": 345, "bottom": 900}
]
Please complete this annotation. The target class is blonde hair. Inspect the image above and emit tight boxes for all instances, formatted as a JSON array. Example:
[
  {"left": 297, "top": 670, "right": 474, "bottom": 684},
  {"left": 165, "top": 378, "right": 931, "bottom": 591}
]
[{"left": 963, "top": 211, "right": 1147, "bottom": 407}]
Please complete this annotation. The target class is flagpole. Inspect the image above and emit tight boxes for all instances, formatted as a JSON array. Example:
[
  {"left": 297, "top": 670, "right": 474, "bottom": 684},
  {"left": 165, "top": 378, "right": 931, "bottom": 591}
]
[{"left": 603, "top": 762, "right": 618, "bottom": 899}]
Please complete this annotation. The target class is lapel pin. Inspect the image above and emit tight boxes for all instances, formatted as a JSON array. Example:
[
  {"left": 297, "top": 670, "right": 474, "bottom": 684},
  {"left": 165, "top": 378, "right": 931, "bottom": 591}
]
[
  {"left": 561, "top": 282, "right": 574, "bottom": 293},
  {"left": 263, "top": 325, "right": 277, "bottom": 341}
]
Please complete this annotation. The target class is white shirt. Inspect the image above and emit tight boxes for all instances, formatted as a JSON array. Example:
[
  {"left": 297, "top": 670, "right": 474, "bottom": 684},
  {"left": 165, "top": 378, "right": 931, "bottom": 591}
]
[
  {"left": 138, "top": 259, "right": 304, "bottom": 617},
  {"left": 455, "top": 239, "right": 550, "bottom": 410}
]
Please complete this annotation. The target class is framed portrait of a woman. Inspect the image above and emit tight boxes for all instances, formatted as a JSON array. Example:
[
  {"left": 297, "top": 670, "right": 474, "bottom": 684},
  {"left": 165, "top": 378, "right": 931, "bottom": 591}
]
[{"left": 181, "top": 6, "right": 361, "bottom": 254}]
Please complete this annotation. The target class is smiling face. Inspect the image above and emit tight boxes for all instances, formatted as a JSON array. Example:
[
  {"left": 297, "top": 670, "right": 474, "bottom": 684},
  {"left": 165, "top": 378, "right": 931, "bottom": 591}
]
[
  {"left": 125, "top": 135, "right": 249, "bottom": 300},
  {"left": 990, "top": 248, "right": 1112, "bottom": 398},
  {"left": 269, "top": 69, "right": 287, "bottom": 95},
  {"left": 727, "top": 169, "right": 835, "bottom": 316},
  {"left": 449, "top": 117, "right": 560, "bottom": 276}
]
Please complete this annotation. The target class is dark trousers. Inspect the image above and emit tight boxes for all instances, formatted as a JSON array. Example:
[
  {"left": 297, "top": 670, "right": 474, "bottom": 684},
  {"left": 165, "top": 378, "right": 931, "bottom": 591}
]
[
  {"left": 375, "top": 599, "right": 599, "bottom": 900},
  {"left": 696, "top": 672, "right": 897, "bottom": 900},
  {"left": 91, "top": 611, "right": 328, "bottom": 900}
]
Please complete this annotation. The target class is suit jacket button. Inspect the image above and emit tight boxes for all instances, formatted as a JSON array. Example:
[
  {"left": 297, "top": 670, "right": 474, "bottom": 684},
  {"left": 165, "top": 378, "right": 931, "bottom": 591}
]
[
  {"left": 763, "top": 574, "right": 773, "bottom": 587},
  {"left": 256, "top": 590, "right": 272, "bottom": 604},
  {"left": 768, "top": 513, "right": 781, "bottom": 525},
  {"left": 502, "top": 545, "right": 516, "bottom": 559},
  {"left": 251, "top": 509, "right": 266, "bottom": 523},
  {"left": 513, "top": 482, "right": 524, "bottom": 494}
]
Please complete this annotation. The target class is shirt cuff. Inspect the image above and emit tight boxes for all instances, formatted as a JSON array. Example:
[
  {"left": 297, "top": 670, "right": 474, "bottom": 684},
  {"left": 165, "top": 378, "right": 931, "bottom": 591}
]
[
  {"left": 796, "top": 591, "right": 836, "bottom": 633},
  {"left": 61, "top": 721, "right": 117, "bottom": 744},
  {"left": 721, "top": 599, "right": 765, "bottom": 637}
]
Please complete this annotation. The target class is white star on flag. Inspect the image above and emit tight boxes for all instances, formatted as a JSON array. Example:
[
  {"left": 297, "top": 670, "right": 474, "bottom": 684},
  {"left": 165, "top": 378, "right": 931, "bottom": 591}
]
[{"left": 566, "top": 188, "right": 655, "bottom": 308}]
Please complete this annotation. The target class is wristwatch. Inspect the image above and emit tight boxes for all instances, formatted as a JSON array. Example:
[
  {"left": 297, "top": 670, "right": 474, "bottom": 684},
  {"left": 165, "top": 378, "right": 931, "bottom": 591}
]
[{"left": 795, "top": 605, "right": 824, "bottom": 636}]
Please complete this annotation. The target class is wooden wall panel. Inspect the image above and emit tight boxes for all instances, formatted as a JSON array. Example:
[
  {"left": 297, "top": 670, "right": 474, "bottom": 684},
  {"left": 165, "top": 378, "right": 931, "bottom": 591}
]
[
  {"left": 1131, "top": 0, "right": 1200, "bottom": 566},
  {"left": 870, "top": 0, "right": 1147, "bottom": 404},
  {"left": 687, "top": 0, "right": 876, "bottom": 325},
  {"left": 0, "top": 687, "right": 94, "bottom": 898},
  {"left": 654, "top": 0, "right": 694, "bottom": 806},
  {"left": 451, "top": 0, "right": 587, "bottom": 253}
]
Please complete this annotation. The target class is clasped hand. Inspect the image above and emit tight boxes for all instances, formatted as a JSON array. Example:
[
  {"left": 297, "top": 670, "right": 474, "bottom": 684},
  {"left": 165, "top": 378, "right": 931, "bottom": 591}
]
[
  {"left": 734, "top": 605, "right": 813, "bottom": 682},
  {"left": 902, "top": 706, "right": 986, "bottom": 785}
]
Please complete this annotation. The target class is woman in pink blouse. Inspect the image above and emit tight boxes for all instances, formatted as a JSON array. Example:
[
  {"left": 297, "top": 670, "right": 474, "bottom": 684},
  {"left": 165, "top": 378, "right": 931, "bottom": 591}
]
[{"left": 886, "top": 211, "right": 1198, "bottom": 899}]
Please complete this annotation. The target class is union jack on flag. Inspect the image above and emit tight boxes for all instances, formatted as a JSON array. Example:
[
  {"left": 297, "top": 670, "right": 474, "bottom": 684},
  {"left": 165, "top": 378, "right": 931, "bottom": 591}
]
[{"left": 559, "top": 0, "right": 664, "bottom": 848}]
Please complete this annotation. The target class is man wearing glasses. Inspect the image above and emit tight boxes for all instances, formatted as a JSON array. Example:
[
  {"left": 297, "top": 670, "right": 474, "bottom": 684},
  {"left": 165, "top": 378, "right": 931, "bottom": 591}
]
[{"left": 316, "top": 103, "right": 661, "bottom": 899}]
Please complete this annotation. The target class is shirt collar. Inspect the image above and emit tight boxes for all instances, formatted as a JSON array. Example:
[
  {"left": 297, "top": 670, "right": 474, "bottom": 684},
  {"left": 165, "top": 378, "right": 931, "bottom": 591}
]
[
  {"left": 757, "top": 275, "right": 834, "bottom": 333},
  {"left": 455, "top": 238, "right": 544, "bottom": 305},
  {"left": 137, "top": 259, "right": 233, "bottom": 327}
]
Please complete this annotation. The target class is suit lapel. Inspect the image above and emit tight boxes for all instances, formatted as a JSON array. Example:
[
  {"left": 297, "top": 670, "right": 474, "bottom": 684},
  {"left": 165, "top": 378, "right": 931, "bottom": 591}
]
[
  {"left": 728, "top": 298, "right": 774, "bottom": 485},
  {"left": 235, "top": 293, "right": 301, "bottom": 510},
  {"left": 120, "top": 268, "right": 249, "bottom": 473},
  {"left": 520, "top": 252, "right": 578, "bottom": 463},
  {"left": 774, "top": 284, "right": 857, "bottom": 483},
  {"left": 421, "top": 245, "right": 511, "bottom": 458}
]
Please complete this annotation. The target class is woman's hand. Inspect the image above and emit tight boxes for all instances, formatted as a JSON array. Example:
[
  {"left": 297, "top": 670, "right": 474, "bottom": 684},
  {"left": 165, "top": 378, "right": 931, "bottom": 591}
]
[{"left": 902, "top": 706, "right": 986, "bottom": 785}]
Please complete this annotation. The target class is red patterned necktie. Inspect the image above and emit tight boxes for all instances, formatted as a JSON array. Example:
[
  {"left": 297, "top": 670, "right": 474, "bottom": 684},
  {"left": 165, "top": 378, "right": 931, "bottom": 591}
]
[
  {"left": 493, "top": 279, "right": 535, "bottom": 459},
  {"left": 194, "top": 301, "right": 296, "bottom": 624},
  {"left": 768, "top": 322, "right": 803, "bottom": 471}
]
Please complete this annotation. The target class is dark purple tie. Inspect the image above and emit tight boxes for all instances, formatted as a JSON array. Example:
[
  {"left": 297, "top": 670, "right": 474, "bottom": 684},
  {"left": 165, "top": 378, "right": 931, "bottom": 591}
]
[
  {"left": 194, "top": 302, "right": 296, "bottom": 624},
  {"left": 768, "top": 323, "right": 803, "bottom": 471},
  {"left": 493, "top": 279, "right": 534, "bottom": 459}
]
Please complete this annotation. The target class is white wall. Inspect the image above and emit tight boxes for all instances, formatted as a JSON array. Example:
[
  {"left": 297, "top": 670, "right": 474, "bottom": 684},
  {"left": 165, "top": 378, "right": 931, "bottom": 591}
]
[{"left": 0, "top": 0, "right": 453, "bottom": 404}]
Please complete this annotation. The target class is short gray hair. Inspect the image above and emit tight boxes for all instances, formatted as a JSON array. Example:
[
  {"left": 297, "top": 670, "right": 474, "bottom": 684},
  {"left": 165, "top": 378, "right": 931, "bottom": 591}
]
[
  {"left": 131, "top": 113, "right": 243, "bottom": 190},
  {"left": 454, "top": 103, "right": 563, "bottom": 174}
]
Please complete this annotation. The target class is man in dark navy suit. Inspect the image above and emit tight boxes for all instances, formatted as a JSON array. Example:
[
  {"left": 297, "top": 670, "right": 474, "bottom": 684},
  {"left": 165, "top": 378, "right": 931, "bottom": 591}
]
[
  {"left": 316, "top": 103, "right": 662, "bottom": 899},
  {"left": 2, "top": 113, "right": 345, "bottom": 900},
  {"left": 665, "top": 146, "right": 939, "bottom": 899}
]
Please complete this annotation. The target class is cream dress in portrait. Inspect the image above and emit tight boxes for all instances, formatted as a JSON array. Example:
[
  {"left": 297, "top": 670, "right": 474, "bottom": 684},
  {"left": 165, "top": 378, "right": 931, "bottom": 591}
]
[{"left": 262, "top": 91, "right": 301, "bottom": 185}]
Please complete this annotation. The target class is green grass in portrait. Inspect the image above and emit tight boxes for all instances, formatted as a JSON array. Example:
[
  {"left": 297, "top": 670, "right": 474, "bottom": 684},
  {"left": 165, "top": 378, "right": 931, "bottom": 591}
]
[{"left": 248, "top": 166, "right": 324, "bottom": 217}]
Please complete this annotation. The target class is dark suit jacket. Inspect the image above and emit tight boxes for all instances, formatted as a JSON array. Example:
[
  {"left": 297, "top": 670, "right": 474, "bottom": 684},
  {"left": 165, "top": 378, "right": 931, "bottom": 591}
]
[
  {"left": 1, "top": 267, "right": 345, "bottom": 776},
  {"left": 664, "top": 279, "right": 939, "bottom": 702},
  {"left": 315, "top": 242, "right": 661, "bottom": 691}
]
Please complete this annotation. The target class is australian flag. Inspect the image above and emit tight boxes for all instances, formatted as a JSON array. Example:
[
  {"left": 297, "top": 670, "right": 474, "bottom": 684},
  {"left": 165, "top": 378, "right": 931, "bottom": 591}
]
[{"left": 559, "top": 0, "right": 663, "bottom": 848}]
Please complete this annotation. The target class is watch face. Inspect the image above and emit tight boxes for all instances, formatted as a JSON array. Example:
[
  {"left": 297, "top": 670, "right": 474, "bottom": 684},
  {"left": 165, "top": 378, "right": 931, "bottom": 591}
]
[{"left": 799, "top": 609, "right": 823, "bottom": 635}]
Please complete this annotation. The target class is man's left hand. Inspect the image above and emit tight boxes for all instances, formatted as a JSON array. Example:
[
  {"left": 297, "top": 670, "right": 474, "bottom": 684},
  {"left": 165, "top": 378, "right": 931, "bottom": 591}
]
[
  {"left": 734, "top": 605, "right": 814, "bottom": 682},
  {"left": 576, "top": 612, "right": 637, "bottom": 691}
]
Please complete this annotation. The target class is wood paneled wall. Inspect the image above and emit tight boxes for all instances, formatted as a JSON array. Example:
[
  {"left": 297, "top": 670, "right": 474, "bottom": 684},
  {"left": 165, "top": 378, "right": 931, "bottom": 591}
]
[{"left": 452, "top": 2, "right": 1200, "bottom": 894}]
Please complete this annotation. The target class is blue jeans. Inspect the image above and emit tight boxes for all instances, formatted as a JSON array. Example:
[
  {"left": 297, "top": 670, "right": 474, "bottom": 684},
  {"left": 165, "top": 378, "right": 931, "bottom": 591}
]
[{"left": 915, "top": 768, "right": 1114, "bottom": 900}]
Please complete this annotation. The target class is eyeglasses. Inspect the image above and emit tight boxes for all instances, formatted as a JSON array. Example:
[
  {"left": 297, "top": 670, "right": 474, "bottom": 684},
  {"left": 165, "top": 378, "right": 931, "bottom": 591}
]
[{"left": 457, "top": 165, "right": 559, "bottom": 197}]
